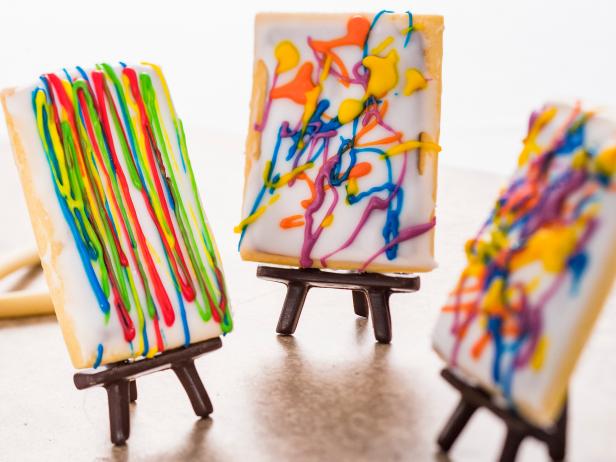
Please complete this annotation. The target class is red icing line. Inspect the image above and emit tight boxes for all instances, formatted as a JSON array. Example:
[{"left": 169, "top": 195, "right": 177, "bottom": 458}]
[
  {"left": 210, "top": 267, "right": 226, "bottom": 323},
  {"left": 152, "top": 312, "right": 164, "bottom": 353},
  {"left": 76, "top": 88, "right": 136, "bottom": 341},
  {"left": 91, "top": 71, "right": 170, "bottom": 346},
  {"left": 123, "top": 68, "right": 196, "bottom": 307},
  {"left": 75, "top": 89, "right": 130, "bottom": 268}
]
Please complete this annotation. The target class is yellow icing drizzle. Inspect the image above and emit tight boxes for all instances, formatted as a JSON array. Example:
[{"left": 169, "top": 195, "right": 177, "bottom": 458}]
[
  {"left": 146, "top": 240, "right": 163, "bottom": 265},
  {"left": 571, "top": 148, "right": 588, "bottom": 170},
  {"left": 303, "top": 86, "right": 321, "bottom": 125},
  {"left": 337, "top": 98, "right": 364, "bottom": 125},
  {"left": 403, "top": 68, "right": 427, "bottom": 96},
  {"left": 234, "top": 194, "right": 281, "bottom": 233},
  {"left": 362, "top": 49, "right": 399, "bottom": 99},
  {"left": 142, "top": 61, "right": 177, "bottom": 121},
  {"left": 275, "top": 40, "right": 300, "bottom": 74},
  {"left": 481, "top": 277, "right": 505, "bottom": 314},
  {"left": 319, "top": 54, "right": 333, "bottom": 83},
  {"left": 596, "top": 146, "right": 616, "bottom": 175},
  {"left": 530, "top": 335, "right": 549, "bottom": 371},
  {"left": 510, "top": 225, "right": 578, "bottom": 273},
  {"left": 370, "top": 36, "right": 394, "bottom": 56},
  {"left": 518, "top": 106, "right": 557, "bottom": 166},
  {"left": 384, "top": 140, "right": 442, "bottom": 157},
  {"left": 264, "top": 162, "right": 314, "bottom": 190},
  {"left": 347, "top": 178, "right": 359, "bottom": 196},
  {"left": 321, "top": 215, "right": 334, "bottom": 228},
  {"left": 526, "top": 276, "right": 542, "bottom": 294}
]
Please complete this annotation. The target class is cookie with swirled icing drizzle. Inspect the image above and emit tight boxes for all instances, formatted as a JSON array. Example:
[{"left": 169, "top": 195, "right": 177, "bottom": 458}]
[
  {"left": 239, "top": 11, "right": 444, "bottom": 272},
  {"left": 433, "top": 102, "right": 616, "bottom": 426}
]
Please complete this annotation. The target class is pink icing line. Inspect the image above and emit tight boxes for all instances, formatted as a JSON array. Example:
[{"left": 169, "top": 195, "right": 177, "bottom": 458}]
[
  {"left": 319, "top": 145, "right": 410, "bottom": 266},
  {"left": 359, "top": 217, "right": 436, "bottom": 271},
  {"left": 299, "top": 140, "right": 338, "bottom": 267}
]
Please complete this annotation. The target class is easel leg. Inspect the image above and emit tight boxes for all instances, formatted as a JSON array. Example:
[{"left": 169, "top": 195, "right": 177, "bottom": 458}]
[
  {"left": 352, "top": 290, "right": 369, "bottom": 318},
  {"left": 129, "top": 380, "right": 137, "bottom": 403},
  {"left": 548, "top": 401, "right": 567, "bottom": 461},
  {"left": 105, "top": 380, "right": 131, "bottom": 445},
  {"left": 437, "top": 397, "right": 479, "bottom": 452},
  {"left": 367, "top": 289, "right": 392, "bottom": 343},
  {"left": 499, "top": 429, "right": 525, "bottom": 462},
  {"left": 276, "top": 282, "right": 309, "bottom": 335},
  {"left": 172, "top": 360, "right": 213, "bottom": 417}
]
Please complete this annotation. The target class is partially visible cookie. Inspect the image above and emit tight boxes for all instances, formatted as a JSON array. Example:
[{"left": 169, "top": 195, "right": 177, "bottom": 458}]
[{"left": 432, "top": 103, "right": 616, "bottom": 426}]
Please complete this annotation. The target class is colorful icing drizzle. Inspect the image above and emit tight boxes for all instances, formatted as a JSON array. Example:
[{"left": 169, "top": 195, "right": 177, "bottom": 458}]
[
  {"left": 442, "top": 104, "right": 616, "bottom": 401},
  {"left": 32, "top": 63, "right": 232, "bottom": 365},
  {"left": 237, "top": 11, "right": 440, "bottom": 269}
]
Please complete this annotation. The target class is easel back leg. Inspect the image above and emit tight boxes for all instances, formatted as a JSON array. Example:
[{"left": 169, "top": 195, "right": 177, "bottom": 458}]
[
  {"left": 368, "top": 289, "right": 392, "bottom": 343},
  {"left": 352, "top": 290, "right": 369, "bottom": 318},
  {"left": 276, "top": 282, "right": 309, "bottom": 335}
]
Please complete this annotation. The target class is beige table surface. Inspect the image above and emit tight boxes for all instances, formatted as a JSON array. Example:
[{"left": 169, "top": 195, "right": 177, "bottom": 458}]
[{"left": 0, "top": 130, "right": 615, "bottom": 462}]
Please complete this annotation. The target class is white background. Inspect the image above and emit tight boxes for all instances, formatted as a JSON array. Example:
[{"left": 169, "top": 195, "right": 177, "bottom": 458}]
[{"left": 1, "top": 0, "right": 615, "bottom": 175}]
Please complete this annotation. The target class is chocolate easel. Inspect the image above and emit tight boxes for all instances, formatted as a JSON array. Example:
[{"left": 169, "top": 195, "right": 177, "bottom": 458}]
[
  {"left": 257, "top": 266, "right": 420, "bottom": 343},
  {"left": 74, "top": 337, "right": 222, "bottom": 445},
  {"left": 437, "top": 368, "right": 567, "bottom": 462}
]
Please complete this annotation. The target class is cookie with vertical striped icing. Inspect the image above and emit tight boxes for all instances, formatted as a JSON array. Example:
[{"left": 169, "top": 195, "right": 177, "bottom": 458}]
[{"left": 2, "top": 63, "right": 232, "bottom": 368}]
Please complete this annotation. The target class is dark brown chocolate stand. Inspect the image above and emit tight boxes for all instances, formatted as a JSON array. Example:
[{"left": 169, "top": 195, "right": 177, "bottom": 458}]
[
  {"left": 73, "top": 337, "right": 222, "bottom": 445},
  {"left": 437, "top": 368, "right": 567, "bottom": 462},
  {"left": 257, "top": 266, "right": 420, "bottom": 344}
]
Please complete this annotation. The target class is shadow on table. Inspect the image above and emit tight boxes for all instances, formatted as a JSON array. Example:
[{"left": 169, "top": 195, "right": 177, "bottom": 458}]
[
  {"left": 104, "top": 413, "right": 230, "bottom": 462},
  {"left": 353, "top": 316, "right": 370, "bottom": 345},
  {"left": 249, "top": 334, "right": 442, "bottom": 461}
]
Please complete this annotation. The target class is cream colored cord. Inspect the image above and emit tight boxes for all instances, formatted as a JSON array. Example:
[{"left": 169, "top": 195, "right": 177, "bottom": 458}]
[{"left": 0, "top": 249, "right": 54, "bottom": 318}]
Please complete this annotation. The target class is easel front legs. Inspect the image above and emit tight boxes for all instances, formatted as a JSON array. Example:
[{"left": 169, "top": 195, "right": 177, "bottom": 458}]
[
  {"left": 105, "top": 380, "right": 131, "bottom": 445},
  {"left": 437, "top": 397, "right": 479, "bottom": 452},
  {"left": 368, "top": 289, "right": 392, "bottom": 343},
  {"left": 172, "top": 360, "right": 213, "bottom": 417},
  {"left": 276, "top": 282, "right": 309, "bottom": 335}
]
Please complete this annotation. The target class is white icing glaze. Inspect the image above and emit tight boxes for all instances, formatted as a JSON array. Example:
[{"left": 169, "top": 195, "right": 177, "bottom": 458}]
[
  {"left": 240, "top": 13, "right": 441, "bottom": 271},
  {"left": 432, "top": 102, "right": 616, "bottom": 425},
  {"left": 4, "top": 64, "right": 229, "bottom": 368}
]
